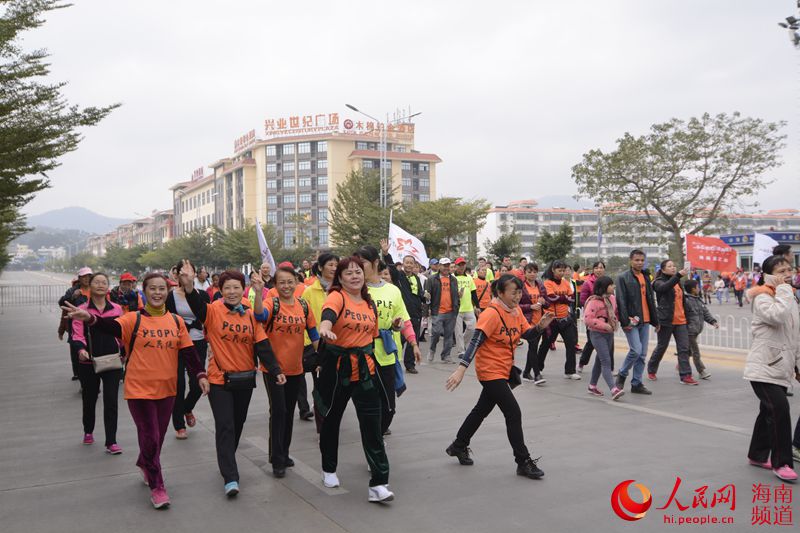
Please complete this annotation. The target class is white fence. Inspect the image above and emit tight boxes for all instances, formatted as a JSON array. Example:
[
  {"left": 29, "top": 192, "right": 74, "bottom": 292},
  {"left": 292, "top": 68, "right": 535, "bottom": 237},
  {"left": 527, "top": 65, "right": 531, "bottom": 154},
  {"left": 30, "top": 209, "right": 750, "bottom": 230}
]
[{"left": 603, "top": 314, "right": 751, "bottom": 351}]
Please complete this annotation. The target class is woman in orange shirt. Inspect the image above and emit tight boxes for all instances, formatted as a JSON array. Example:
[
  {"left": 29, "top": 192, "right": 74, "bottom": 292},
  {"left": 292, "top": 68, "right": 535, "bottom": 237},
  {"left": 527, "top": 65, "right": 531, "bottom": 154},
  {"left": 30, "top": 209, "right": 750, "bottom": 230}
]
[
  {"left": 445, "top": 275, "right": 553, "bottom": 478},
  {"left": 536, "top": 260, "right": 580, "bottom": 380},
  {"left": 261, "top": 265, "right": 320, "bottom": 479},
  {"left": 315, "top": 256, "right": 394, "bottom": 503},
  {"left": 179, "top": 263, "right": 286, "bottom": 498},
  {"left": 63, "top": 272, "right": 210, "bottom": 510}
]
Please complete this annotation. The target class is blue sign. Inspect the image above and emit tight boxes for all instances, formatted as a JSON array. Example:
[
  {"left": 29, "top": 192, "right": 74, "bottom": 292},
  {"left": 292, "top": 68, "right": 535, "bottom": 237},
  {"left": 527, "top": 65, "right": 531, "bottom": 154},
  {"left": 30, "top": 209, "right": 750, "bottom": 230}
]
[{"left": 720, "top": 232, "right": 800, "bottom": 247}]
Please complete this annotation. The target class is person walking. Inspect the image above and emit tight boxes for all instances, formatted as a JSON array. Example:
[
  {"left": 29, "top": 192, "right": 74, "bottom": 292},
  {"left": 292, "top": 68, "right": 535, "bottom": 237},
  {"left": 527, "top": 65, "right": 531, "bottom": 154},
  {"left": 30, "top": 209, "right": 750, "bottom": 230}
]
[
  {"left": 109, "top": 272, "right": 142, "bottom": 314},
  {"left": 445, "top": 274, "right": 554, "bottom": 478},
  {"left": 714, "top": 276, "right": 726, "bottom": 305},
  {"left": 453, "top": 257, "right": 480, "bottom": 358},
  {"left": 583, "top": 275, "right": 625, "bottom": 400},
  {"left": 71, "top": 272, "right": 124, "bottom": 452},
  {"left": 733, "top": 270, "right": 747, "bottom": 308},
  {"left": 645, "top": 260, "right": 698, "bottom": 385},
  {"left": 615, "top": 250, "right": 658, "bottom": 395},
  {"left": 179, "top": 264, "right": 286, "bottom": 497},
  {"left": 473, "top": 265, "right": 493, "bottom": 312},
  {"left": 536, "top": 260, "right": 580, "bottom": 380},
  {"left": 520, "top": 263, "right": 549, "bottom": 385},
  {"left": 62, "top": 272, "right": 210, "bottom": 509},
  {"left": 261, "top": 265, "right": 319, "bottom": 478},
  {"left": 425, "top": 258, "right": 460, "bottom": 364},
  {"left": 314, "top": 256, "right": 395, "bottom": 503},
  {"left": 683, "top": 279, "right": 718, "bottom": 380},
  {"left": 578, "top": 261, "right": 608, "bottom": 373},
  {"left": 743, "top": 255, "right": 800, "bottom": 482},
  {"left": 702, "top": 271, "right": 713, "bottom": 305},
  {"left": 58, "top": 267, "right": 94, "bottom": 381}
]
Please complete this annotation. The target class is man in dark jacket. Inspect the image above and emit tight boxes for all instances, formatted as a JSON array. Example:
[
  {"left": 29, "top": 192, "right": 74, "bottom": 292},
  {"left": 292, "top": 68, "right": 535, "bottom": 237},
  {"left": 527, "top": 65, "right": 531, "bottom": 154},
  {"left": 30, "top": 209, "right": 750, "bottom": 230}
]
[
  {"left": 58, "top": 267, "right": 93, "bottom": 380},
  {"left": 425, "top": 258, "right": 460, "bottom": 363},
  {"left": 615, "top": 250, "right": 658, "bottom": 394},
  {"left": 381, "top": 240, "right": 426, "bottom": 373}
]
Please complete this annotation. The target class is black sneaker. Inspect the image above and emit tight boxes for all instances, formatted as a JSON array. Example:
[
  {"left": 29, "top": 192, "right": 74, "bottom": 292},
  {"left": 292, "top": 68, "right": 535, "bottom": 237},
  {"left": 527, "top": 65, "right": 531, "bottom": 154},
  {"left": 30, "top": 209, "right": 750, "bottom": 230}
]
[
  {"left": 273, "top": 466, "right": 286, "bottom": 478},
  {"left": 517, "top": 457, "right": 544, "bottom": 479},
  {"left": 286, "top": 457, "right": 295, "bottom": 468},
  {"left": 631, "top": 384, "right": 652, "bottom": 395},
  {"left": 446, "top": 443, "right": 474, "bottom": 465},
  {"left": 522, "top": 372, "right": 534, "bottom": 382},
  {"left": 533, "top": 374, "right": 546, "bottom": 386},
  {"left": 299, "top": 411, "right": 314, "bottom": 421},
  {"left": 615, "top": 375, "right": 627, "bottom": 390},
  {"left": 383, "top": 429, "right": 392, "bottom": 436},
  {"left": 406, "top": 367, "right": 418, "bottom": 374}
]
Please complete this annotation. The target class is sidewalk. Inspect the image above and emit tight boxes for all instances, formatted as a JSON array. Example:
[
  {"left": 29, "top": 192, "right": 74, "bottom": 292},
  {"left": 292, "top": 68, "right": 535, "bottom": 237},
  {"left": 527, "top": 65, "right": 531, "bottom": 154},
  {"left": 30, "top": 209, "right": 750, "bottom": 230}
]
[{"left": 1, "top": 308, "right": 796, "bottom": 533}]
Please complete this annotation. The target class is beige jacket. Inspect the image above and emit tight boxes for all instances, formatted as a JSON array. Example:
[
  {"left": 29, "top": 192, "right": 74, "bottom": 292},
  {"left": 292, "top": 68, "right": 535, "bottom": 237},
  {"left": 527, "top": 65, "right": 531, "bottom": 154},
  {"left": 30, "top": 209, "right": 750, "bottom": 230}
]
[{"left": 743, "top": 280, "right": 800, "bottom": 388}]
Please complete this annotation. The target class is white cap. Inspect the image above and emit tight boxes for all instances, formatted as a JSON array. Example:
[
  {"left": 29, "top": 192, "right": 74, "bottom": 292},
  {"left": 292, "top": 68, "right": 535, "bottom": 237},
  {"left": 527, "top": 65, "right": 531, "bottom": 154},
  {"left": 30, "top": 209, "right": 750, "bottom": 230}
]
[{"left": 439, "top": 258, "right": 451, "bottom": 265}]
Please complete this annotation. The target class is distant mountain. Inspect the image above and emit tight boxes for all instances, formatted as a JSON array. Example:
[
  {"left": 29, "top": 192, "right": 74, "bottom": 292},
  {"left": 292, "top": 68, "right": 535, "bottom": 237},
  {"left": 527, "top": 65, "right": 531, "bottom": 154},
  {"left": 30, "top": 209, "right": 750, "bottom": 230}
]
[
  {"left": 535, "top": 195, "right": 595, "bottom": 209},
  {"left": 12, "top": 226, "right": 91, "bottom": 249},
  {"left": 25, "top": 207, "right": 132, "bottom": 234}
]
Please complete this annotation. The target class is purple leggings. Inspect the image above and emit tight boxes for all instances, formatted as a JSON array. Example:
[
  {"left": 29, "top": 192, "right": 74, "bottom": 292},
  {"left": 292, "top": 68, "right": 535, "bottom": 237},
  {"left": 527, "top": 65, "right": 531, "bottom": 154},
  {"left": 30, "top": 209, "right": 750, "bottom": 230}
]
[{"left": 128, "top": 397, "right": 175, "bottom": 489}]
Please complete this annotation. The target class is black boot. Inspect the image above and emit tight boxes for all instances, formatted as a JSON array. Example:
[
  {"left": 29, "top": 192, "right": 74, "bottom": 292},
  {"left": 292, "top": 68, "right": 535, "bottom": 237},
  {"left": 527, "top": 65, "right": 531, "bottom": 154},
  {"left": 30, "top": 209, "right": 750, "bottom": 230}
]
[
  {"left": 446, "top": 443, "right": 474, "bottom": 465},
  {"left": 517, "top": 456, "right": 544, "bottom": 479}
]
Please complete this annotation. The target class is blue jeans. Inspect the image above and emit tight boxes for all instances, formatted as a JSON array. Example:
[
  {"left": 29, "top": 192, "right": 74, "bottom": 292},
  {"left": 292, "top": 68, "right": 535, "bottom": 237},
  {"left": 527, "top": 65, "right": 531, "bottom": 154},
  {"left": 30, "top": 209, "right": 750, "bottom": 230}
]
[{"left": 619, "top": 324, "right": 650, "bottom": 386}]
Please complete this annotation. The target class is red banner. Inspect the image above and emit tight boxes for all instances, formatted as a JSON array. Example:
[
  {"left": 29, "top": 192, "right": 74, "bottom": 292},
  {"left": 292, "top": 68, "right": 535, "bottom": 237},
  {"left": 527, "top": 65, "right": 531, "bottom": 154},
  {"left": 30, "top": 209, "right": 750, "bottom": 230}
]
[{"left": 685, "top": 234, "right": 738, "bottom": 271}]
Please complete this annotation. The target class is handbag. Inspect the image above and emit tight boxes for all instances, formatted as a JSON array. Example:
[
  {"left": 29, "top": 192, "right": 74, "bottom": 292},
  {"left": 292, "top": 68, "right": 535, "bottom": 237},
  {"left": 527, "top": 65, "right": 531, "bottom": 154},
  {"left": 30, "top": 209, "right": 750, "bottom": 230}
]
[{"left": 87, "top": 324, "right": 123, "bottom": 374}]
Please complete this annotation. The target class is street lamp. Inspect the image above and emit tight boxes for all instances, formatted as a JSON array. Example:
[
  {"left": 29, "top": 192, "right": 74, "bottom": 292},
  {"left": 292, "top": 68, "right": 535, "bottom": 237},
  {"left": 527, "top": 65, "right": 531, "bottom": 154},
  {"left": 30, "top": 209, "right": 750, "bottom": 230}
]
[{"left": 345, "top": 104, "right": 422, "bottom": 208}]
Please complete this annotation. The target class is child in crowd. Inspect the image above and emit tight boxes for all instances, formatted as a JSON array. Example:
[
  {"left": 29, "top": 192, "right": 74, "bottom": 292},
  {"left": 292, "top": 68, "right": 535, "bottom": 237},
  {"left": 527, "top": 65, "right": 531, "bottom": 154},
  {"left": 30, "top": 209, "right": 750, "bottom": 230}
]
[{"left": 683, "top": 280, "right": 719, "bottom": 379}]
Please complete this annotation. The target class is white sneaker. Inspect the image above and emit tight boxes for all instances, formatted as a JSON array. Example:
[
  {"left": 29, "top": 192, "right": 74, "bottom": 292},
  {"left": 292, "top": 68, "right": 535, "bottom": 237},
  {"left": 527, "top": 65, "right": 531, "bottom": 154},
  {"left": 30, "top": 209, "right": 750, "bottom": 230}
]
[
  {"left": 322, "top": 471, "right": 340, "bottom": 488},
  {"left": 699, "top": 371, "right": 711, "bottom": 380},
  {"left": 577, "top": 365, "right": 584, "bottom": 373},
  {"left": 565, "top": 373, "right": 582, "bottom": 380},
  {"left": 368, "top": 484, "right": 395, "bottom": 502}
]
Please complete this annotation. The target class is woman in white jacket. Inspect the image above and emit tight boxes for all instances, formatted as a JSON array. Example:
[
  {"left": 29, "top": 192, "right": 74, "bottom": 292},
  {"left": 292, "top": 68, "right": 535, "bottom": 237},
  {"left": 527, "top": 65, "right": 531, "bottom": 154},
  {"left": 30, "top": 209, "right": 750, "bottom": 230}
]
[{"left": 743, "top": 255, "right": 800, "bottom": 482}]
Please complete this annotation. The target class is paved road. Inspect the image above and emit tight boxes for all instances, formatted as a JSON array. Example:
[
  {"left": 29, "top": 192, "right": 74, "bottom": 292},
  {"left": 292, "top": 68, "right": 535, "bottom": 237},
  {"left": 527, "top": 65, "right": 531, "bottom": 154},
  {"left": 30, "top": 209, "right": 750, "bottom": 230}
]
[{"left": 1, "top": 301, "right": 797, "bottom": 532}]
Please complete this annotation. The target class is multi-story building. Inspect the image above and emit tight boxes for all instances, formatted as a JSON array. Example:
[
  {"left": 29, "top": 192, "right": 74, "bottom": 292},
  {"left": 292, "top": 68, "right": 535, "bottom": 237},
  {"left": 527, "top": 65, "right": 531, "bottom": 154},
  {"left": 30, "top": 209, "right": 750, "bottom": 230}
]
[
  {"left": 171, "top": 111, "right": 440, "bottom": 249},
  {"left": 479, "top": 200, "right": 800, "bottom": 266},
  {"left": 85, "top": 209, "right": 173, "bottom": 256}
]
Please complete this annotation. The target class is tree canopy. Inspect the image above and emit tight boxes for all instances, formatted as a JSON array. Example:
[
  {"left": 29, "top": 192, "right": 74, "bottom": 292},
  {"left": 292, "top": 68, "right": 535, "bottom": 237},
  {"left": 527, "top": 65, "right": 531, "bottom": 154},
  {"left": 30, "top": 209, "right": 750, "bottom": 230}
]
[
  {"left": 535, "top": 222, "right": 573, "bottom": 264},
  {"left": 572, "top": 112, "right": 785, "bottom": 262}
]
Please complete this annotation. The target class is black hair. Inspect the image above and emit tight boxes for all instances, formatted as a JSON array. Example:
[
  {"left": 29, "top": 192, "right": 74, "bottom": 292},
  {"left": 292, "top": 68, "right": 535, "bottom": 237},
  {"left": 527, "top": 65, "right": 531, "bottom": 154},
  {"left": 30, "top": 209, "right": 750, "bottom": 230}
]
[
  {"left": 519, "top": 257, "right": 527, "bottom": 262},
  {"left": 89, "top": 272, "right": 109, "bottom": 284},
  {"left": 592, "top": 275, "right": 614, "bottom": 296},
  {"left": 543, "top": 260, "right": 568, "bottom": 281},
  {"left": 354, "top": 245, "right": 380, "bottom": 264},
  {"left": 592, "top": 261, "right": 606, "bottom": 269},
  {"left": 684, "top": 279, "right": 699, "bottom": 293},
  {"left": 491, "top": 273, "right": 523, "bottom": 297},
  {"left": 629, "top": 249, "right": 645, "bottom": 259},
  {"left": 312, "top": 252, "right": 340, "bottom": 277},
  {"left": 757, "top": 255, "right": 791, "bottom": 286},
  {"left": 573, "top": 263, "right": 581, "bottom": 271},
  {"left": 656, "top": 259, "right": 673, "bottom": 279},
  {"left": 378, "top": 261, "right": 388, "bottom": 272},
  {"left": 524, "top": 263, "right": 538, "bottom": 273},
  {"left": 773, "top": 244, "right": 792, "bottom": 256}
]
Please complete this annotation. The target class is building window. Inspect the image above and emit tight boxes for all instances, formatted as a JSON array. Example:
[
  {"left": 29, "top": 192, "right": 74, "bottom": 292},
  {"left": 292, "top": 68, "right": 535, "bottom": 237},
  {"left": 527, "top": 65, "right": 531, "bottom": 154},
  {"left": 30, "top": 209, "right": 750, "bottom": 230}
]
[
  {"left": 298, "top": 142, "right": 311, "bottom": 154},
  {"left": 381, "top": 160, "right": 392, "bottom": 169},
  {"left": 419, "top": 177, "right": 430, "bottom": 188},
  {"left": 282, "top": 178, "right": 295, "bottom": 188},
  {"left": 267, "top": 195, "right": 277, "bottom": 205},
  {"left": 318, "top": 192, "right": 328, "bottom": 203},
  {"left": 298, "top": 160, "right": 311, "bottom": 170},
  {"left": 298, "top": 177, "right": 311, "bottom": 187},
  {"left": 266, "top": 145, "right": 276, "bottom": 156},
  {"left": 316, "top": 159, "right": 328, "bottom": 170},
  {"left": 283, "top": 194, "right": 296, "bottom": 204},
  {"left": 318, "top": 227, "right": 328, "bottom": 246},
  {"left": 299, "top": 193, "right": 311, "bottom": 204},
  {"left": 267, "top": 179, "right": 277, "bottom": 190},
  {"left": 266, "top": 163, "right": 277, "bottom": 173},
  {"left": 356, "top": 141, "right": 368, "bottom": 150},
  {"left": 420, "top": 193, "right": 430, "bottom": 201},
  {"left": 318, "top": 208, "right": 328, "bottom": 223},
  {"left": 363, "top": 160, "right": 374, "bottom": 169},
  {"left": 317, "top": 141, "right": 327, "bottom": 152},
  {"left": 283, "top": 161, "right": 295, "bottom": 172},
  {"left": 401, "top": 161, "right": 411, "bottom": 171},
  {"left": 266, "top": 212, "right": 277, "bottom": 225},
  {"left": 403, "top": 193, "right": 412, "bottom": 203},
  {"left": 317, "top": 175, "right": 328, "bottom": 187},
  {"left": 395, "top": 144, "right": 406, "bottom": 152},
  {"left": 420, "top": 163, "right": 429, "bottom": 171},
  {"left": 402, "top": 177, "right": 412, "bottom": 187},
  {"left": 282, "top": 144, "right": 295, "bottom": 155},
  {"left": 284, "top": 229, "right": 295, "bottom": 247}
]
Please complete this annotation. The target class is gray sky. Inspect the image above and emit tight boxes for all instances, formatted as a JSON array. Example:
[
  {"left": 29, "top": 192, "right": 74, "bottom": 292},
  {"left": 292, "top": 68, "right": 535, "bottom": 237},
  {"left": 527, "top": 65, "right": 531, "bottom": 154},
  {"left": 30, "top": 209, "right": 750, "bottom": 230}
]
[{"left": 21, "top": 0, "right": 800, "bottom": 219}]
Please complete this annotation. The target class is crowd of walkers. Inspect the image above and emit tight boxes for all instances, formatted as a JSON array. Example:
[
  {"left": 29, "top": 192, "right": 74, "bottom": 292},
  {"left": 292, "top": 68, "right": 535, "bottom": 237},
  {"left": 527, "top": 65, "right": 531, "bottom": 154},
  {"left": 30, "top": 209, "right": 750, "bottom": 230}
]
[{"left": 56, "top": 242, "right": 800, "bottom": 509}]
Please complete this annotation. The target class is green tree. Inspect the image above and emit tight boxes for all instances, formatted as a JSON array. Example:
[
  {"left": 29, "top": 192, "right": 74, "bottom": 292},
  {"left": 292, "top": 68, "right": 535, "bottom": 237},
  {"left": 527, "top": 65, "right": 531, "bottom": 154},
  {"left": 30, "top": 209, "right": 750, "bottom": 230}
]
[
  {"left": 572, "top": 112, "right": 785, "bottom": 262},
  {"left": 0, "top": 1, "right": 119, "bottom": 270},
  {"left": 138, "top": 230, "right": 221, "bottom": 271},
  {"left": 399, "top": 197, "right": 490, "bottom": 259},
  {"left": 100, "top": 244, "right": 148, "bottom": 273},
  {"left": 535, "top": 222, "right": 573, "bottom": 264},
  {"left": 329, "top": 169, "right": 397, "bottom": 254},
  {"left": 484, "top": 230, "right": 522, "bottom": 264}
]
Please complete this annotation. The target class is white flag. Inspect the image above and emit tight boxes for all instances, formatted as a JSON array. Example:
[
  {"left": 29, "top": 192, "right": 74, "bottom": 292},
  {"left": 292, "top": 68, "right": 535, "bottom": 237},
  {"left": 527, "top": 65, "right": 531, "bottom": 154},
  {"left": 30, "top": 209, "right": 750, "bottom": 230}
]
[
  {"left": 752, "top": 232, "right": 778, "bottom": 267},
  {"left": 388, "top": 222, "right": 429, "bottom": 268},
  {"left": 255, "top": 219, "right": 276, "bottom": 274}
]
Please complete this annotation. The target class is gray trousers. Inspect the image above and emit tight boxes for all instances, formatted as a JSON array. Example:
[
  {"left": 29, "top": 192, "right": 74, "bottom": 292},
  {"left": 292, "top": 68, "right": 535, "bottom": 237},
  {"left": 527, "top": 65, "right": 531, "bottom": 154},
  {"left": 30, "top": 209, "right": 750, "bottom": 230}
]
[
  {"left": 647, "top": 323, "right": 692, "bottom": 377},
  {"left": 455, "top": 311, "right": 477, "bottom": 355},
  {"left": 588, "top": 330, "right": 615, "bottom": 390},
  {"left": 687, "top": 334, "right": 707, "bottom": 374},
  {"left": 429, "top": 312, "right": 457, "bottom": 360}
]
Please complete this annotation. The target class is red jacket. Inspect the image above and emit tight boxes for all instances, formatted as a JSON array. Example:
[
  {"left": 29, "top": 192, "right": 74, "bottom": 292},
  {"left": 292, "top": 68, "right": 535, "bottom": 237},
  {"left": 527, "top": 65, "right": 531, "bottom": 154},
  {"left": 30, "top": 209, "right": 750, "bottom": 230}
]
[{"left": 583, "top": 295, "right": 618, "bottom": 333}]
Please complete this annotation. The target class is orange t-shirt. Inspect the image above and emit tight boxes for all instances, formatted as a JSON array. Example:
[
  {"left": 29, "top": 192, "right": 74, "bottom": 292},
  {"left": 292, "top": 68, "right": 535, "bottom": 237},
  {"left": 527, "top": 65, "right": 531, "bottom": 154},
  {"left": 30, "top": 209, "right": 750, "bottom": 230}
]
[
  {"left": 203, "top": 299, "right": 268, "bottom": 386},
  {"left": 261, "top": 298, "right": 316, "bottom": 376},
  {"left": 474, "top": 277, "right": 492, "bottom": 310},
  {"left": 672, "top": 284, "right": 687, "bottom": 325},
  {"left": 544, "top": 278, "right": 573, "bottom": 319},
  {"left": 117, "top": 312, "right": 194, "bottom": 400},
  {"left": 474, "top": 304, "right": 531, "bottom": 381},
  {"left": 304, "top": 276, "right": 317, "bottom": 287},
  {"left": 634, "top": 271, "right": 650, "bottom": 323},
  {"left": 322, "top": 291, "right": 378, "bottom": 382},
  {"left": 524, "top": 281, "right": 543, "bottom": 325},
  {"left": 733, "top": 276, "right": 746, "bottom": 291},
  {"left": 438, "top": 276, "right": 453, "bottom": 314}
]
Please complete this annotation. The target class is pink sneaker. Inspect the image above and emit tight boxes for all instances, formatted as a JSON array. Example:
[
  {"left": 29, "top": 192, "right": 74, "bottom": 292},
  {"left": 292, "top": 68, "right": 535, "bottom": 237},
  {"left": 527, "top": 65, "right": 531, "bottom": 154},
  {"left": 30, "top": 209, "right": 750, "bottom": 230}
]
[
  {"left": 587, "top": 385, "right": 603, "bottom": 397},
  {"left": 82, "top": 433, "right": 94, "bottom": 445},
  {"left": 611, "top": 387, "right": 625, "bottom": 401},
  {"left": 748, "top": 458, "right": 772, "bottom": 470},
  {"left": 150, "top": 487, "right": 170, "bottom": 509},
  {"left": 773, "top": 465, "right": 798, "bottom": 482},
  {"left": 106, "top": 443, "right": 123, "bottom": 455}
]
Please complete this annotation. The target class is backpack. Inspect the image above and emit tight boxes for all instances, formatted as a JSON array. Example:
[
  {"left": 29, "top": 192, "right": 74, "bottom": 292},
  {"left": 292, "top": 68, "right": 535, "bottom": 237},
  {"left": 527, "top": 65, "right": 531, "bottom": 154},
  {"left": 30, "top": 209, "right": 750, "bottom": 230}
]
[
  {"left": 126, "top": 311, "right": 181, "bottom": 359},
  {"left": 265, "top": 297, "right": 310, "bottom": 332}
]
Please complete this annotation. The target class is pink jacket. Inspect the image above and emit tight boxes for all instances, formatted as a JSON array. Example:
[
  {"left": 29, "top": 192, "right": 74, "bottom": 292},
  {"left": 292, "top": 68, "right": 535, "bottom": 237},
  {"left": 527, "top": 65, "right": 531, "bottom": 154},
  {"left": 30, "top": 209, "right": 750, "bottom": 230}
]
[{"left": 583, "top": 295, "right": 618, "bottom": 333}]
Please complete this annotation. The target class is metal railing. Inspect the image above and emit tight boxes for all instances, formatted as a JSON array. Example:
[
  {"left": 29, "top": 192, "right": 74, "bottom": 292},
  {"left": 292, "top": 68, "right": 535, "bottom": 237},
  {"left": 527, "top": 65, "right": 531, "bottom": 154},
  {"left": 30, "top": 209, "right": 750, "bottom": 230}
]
[
  {"left": 603, "top": 313, "right": 752, "bottom": 351},
  {"left": 0, "top": 285, "right": 69, "bottom": 313}
]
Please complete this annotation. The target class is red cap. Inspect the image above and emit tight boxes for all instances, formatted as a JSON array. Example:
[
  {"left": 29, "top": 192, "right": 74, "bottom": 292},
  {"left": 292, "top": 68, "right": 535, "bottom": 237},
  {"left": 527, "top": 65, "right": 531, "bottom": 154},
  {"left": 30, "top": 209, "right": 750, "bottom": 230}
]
[
  {"left": 278, "top": 261, "right": 294, "bottom": 269},
  {"left": 454, "top": 257, "right": 466, "bottom": 265},
  {"left": 120, "top": 272, "right": 137, "bottom": 282},
  {"left": 167, "top": 279, "right": 178, "bottom": 287}
]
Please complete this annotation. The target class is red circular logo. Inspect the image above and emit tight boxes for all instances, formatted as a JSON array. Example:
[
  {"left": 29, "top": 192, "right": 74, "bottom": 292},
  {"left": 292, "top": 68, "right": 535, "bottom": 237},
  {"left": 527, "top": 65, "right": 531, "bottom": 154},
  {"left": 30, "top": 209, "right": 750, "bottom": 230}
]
[
  {"left": 343, "top": 119, "right": 354, "bottom": 130},
  {"left": 611, "top": 480, "right": 653, "bottom": 521}
]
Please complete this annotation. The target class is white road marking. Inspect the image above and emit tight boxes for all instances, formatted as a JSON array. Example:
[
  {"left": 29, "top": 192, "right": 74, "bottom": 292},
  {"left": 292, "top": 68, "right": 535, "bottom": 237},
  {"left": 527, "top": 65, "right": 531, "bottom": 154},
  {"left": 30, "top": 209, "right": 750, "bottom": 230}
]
[{"left": 605, "top": 401, "right": 749, "bottom": 435}]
